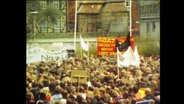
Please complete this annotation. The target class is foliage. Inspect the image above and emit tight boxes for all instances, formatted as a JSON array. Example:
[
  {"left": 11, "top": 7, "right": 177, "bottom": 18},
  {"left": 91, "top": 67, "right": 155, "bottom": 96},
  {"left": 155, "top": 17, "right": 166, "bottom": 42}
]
[
  {"left": 75, "top": 42, "right": 97, "bottom": 57},
  {"left": 75, "top": 35, "right": 160, "bottom": 57},
  {"left": 26, "top": 0, "right": 41, "bottom": 33},
  {"left": 135, "top": 36, "right": 160, "bottom": 56},
  {"left": 27, "top": 1, "right": 61, "bottom": 34},
  {"left": 40, "top": 5, "right": 61, "bottom": 24}
]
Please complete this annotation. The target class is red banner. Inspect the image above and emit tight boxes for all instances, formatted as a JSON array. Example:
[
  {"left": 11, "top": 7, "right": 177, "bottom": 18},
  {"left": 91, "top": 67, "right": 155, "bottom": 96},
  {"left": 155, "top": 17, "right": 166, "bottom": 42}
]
[{"left": 97, "top": 36, "right": 134, "bottom": 55}]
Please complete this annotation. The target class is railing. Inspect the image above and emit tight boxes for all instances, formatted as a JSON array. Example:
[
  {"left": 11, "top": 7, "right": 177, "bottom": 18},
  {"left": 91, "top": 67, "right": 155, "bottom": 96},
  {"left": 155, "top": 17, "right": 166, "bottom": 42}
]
[{"left": 27, "top": 32, "right": 127, "bottom": 39}]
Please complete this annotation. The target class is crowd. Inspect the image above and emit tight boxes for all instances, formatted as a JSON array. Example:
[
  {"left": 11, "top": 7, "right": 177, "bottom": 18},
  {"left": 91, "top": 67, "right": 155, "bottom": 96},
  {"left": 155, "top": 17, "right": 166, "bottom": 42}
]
[{"left": 26, "top": 54, "right": 160, "bottom": 104}]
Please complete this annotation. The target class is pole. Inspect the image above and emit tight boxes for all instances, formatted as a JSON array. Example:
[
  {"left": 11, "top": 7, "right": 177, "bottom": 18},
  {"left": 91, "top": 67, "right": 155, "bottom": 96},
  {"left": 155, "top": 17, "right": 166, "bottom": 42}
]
[
  {"left": 78, "top": 76, "right": 80, "bottom": 92},
  {"left": 117, "top": 47, "right": 120, "bottom": 79},
  {"left": 29, "top": 11, "right": 38, "bottom": 47},
  {"left": 87, "top": 41, "right": 89, "bottom": 65},
  {"left": 117, "top": 64, "right": 119, "bottom": 80},
  {"left": 81, "top": 46, "right": 83, "bottom": 59},
  {"left": 129, "top": 0, "right": 132, "bottom": 36},
  {"left": 66, "top": 0, "right": 69, "bottom": 32},
  {"left": 74, "top": 0, "right": 78, "bottom": 51},
  {"left": 33, "top": 15, "right": 36, "bottom": 47}
]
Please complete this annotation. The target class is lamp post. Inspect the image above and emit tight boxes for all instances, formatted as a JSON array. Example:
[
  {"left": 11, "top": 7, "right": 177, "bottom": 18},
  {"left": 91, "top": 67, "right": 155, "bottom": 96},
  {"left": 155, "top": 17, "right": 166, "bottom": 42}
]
[
  {"left": 74, "top": 0, "right": 78, "bottom": 51},
  {"left": 129, "top": 0, "right": 132, "bottom": 36},
  {"left": 30, "top": 11, "right": 38, "bottom": 46}
]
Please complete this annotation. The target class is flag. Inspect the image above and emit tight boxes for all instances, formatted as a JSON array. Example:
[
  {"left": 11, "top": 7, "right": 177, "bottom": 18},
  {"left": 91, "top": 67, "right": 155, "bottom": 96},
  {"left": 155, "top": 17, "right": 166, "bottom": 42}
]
[
  {"left": 80, "top": 35, "right": 89, "bottom": 51},
  {"left": 116, "top": 33, "right": 131, "bottom": 52},
  {"left": 117, "top": 46, "right": 140, "bottom": 68},
  {"left": 130, "top": 45, "right": 140, "bottom": 67},
  {"left": 117, "top": 46, "right": 133, "bottom": 67}
]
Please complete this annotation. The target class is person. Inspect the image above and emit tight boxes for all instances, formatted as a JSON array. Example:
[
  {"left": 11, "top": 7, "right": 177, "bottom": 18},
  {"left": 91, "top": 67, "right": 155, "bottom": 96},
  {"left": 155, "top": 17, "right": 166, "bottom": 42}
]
[
  {"left": 50, "top": 86, "right": 63, "bottom": 104},
  {"left": 26, "top": 91, "right": 35, "bottom": 104},
  {"left": 36, "top": 92, "right": 50, "bottom": 104}
]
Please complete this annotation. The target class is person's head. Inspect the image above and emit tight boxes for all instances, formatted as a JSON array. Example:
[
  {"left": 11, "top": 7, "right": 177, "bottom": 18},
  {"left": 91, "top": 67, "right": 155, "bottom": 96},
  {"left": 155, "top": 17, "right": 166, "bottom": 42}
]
[
  {"left": 26, "top": 92, "right": 34, "bottom": 100},
  {"left": 67, "top": 86, "right": 76, "bottom": 94},
  {"left": 100, "top": 87, "right": 106, "bottom": 94},
  {"left": 145, "top": 88, "right": 152, "bottom": 95},
  {"left": 54, "top": 86, "right": 62, "bottom": 94},
  {"left": 79, "top": 86, "right": 84, "bottom": 93},
  {"left": 86, "top": 91, "right": 94, "bottom": 104},
  {"left": 37, "top": 100, "right": 44, "bottom": 104},
  {"left": 38, "top": 92, "right": 47, "bottom": 100},
  {"left": 43, "top": 79, "right": 50, "bottom": 87},
  {"left": 77, "top": 94, "right": 83, "bottom": 103},
  {"left": 36, "top": 81, "right": 44, "bottom": 89},
  {"left": 150, "top": 99, "right": 155, "bottom": 104},
  {"left": 88, "top": 86, "right": 94, "bottom": 91},
  {"left": 54, "top": 100, "right": 62, "bottom": 104},
  {"left": 133, "top": 85, "right": 139, "bottom": 93}
]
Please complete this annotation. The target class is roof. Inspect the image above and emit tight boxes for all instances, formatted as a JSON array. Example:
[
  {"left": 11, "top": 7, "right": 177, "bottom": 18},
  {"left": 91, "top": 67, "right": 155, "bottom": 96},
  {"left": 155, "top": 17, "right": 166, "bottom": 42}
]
[
  {"left": 140, "top": 1, "right": 160, "bottom": 6},
  {"left": 80, "top": 1, "right": 105, "bottom": 3},
  {"left": 80, "top": 0, "right": 125, "bottom": 3},
  {"left": 103, "top": 3, "right": 128, "bottom": 12},
  {"left": 78, "top": 3, "right": 103, "bottom": 14}
]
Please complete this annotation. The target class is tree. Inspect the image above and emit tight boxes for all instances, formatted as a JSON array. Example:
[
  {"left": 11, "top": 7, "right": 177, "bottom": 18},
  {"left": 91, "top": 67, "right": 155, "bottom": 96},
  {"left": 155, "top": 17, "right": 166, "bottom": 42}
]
[
  {"left": 38, "top": 5, "right": 61, "bottom": 33},
  {"left": 27, "top": 0, "right": 62, "bottom": 34},
  {"left": 26, "top": 0, "right": 41, "bottom": 34}
]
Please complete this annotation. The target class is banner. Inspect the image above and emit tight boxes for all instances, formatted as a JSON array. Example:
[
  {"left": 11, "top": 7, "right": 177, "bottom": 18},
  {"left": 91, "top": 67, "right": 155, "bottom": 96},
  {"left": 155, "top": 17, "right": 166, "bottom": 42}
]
[
  {"left": 97, "top": 36, "right": 134, "bottom": 55},
  {"left": 71, "top": 70, "right": 88, "bottom": 83},
  {"left": 26, "top": 47, "right": 68, "bottom": 64},
  {"left": 135, "top": 100, "right": 151, "bottom": 104}
]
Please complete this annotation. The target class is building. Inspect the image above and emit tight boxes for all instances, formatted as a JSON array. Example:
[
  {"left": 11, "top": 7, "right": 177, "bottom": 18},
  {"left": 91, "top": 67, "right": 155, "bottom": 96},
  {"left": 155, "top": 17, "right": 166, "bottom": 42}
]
[
  {"left": 77, "top": 0, "right": 130, "bottom": 35},
  {"left": 39, "top": 0, "right": 67, "bottom": 33},
  {"left": 139, "top": 0, "right": 160, "bottom": 39},
  {"left": 27, "top": 0, "right": 67, "bottom": 33},
  {"left": 27, "top": 0, "right": 139, "bottom": 36}
]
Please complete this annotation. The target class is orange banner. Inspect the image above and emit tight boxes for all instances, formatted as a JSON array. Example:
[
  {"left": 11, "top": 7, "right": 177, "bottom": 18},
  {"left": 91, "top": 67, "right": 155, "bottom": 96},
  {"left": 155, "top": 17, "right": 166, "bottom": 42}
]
[{"left": 97, "top": 36, "right": 134, "bottom": 55}]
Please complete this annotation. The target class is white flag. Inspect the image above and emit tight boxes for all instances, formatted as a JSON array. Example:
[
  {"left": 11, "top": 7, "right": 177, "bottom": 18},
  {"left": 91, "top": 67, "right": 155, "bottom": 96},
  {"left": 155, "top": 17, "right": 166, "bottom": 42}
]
[
  {"left": 130, "top": 45, "right": 140, "bottom": 67},
  {"left": 117, "top": 46, "right": 133, "bottom": 67},
  {"left": 117, "top": 46, "right": 140, "bottom": 68},
  {"left": 80, "top": 35, "right": 89, "bottom": 51}
]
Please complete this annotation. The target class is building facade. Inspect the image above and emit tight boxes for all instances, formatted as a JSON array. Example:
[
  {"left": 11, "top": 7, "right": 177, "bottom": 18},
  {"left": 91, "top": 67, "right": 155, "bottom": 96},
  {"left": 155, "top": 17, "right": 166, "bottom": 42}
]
[
  {"left": 27, "top": 0, "right": 67, "bottom": 33},
  {"left": 139, "top": 0, "right": 160, "bottom": 39},
  {"left": 39, "top": 0, "right": 67, "bottom": 33},
  {"left": 27, "top": 0, "right": 139, "bottom": 35},
  {"left": 77, "top": 0, "right": 130, "bottom": 35}
]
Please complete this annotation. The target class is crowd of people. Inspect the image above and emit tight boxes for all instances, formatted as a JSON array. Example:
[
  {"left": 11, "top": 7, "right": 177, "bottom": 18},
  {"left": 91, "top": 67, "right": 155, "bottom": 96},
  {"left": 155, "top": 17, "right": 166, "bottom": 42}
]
[{"left": 26, "top": 54, "right": 160, "bottom": 104}]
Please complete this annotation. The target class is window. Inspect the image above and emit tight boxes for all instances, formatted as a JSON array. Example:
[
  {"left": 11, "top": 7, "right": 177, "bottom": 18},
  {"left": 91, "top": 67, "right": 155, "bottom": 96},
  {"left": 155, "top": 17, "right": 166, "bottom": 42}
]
[
  {"left": 147, "top": 22, "right": 151, "bottom": 35},
  {"left": 97, "top": 22, "right": 102, "bottom": 28},
  {"left": 125, "top": 1, "right": 130, "bottom": 7},
  {"left": 87, "top": 23, "right": 93, "bottom": 32},
  {"left": 40, "top": 21, "right": 48, "bottom": 32},
  {"left": 152, "top": 22, "right": 156, "bottom": 32},
  {"left": 40, "top": 1, "right": 47, "bottom": 9},
  {"left": 54, "top": 19, "right": 61, "bottom": 29},
  {"left": 53, "top": 0, "right": 59, "bottom": 9}
]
